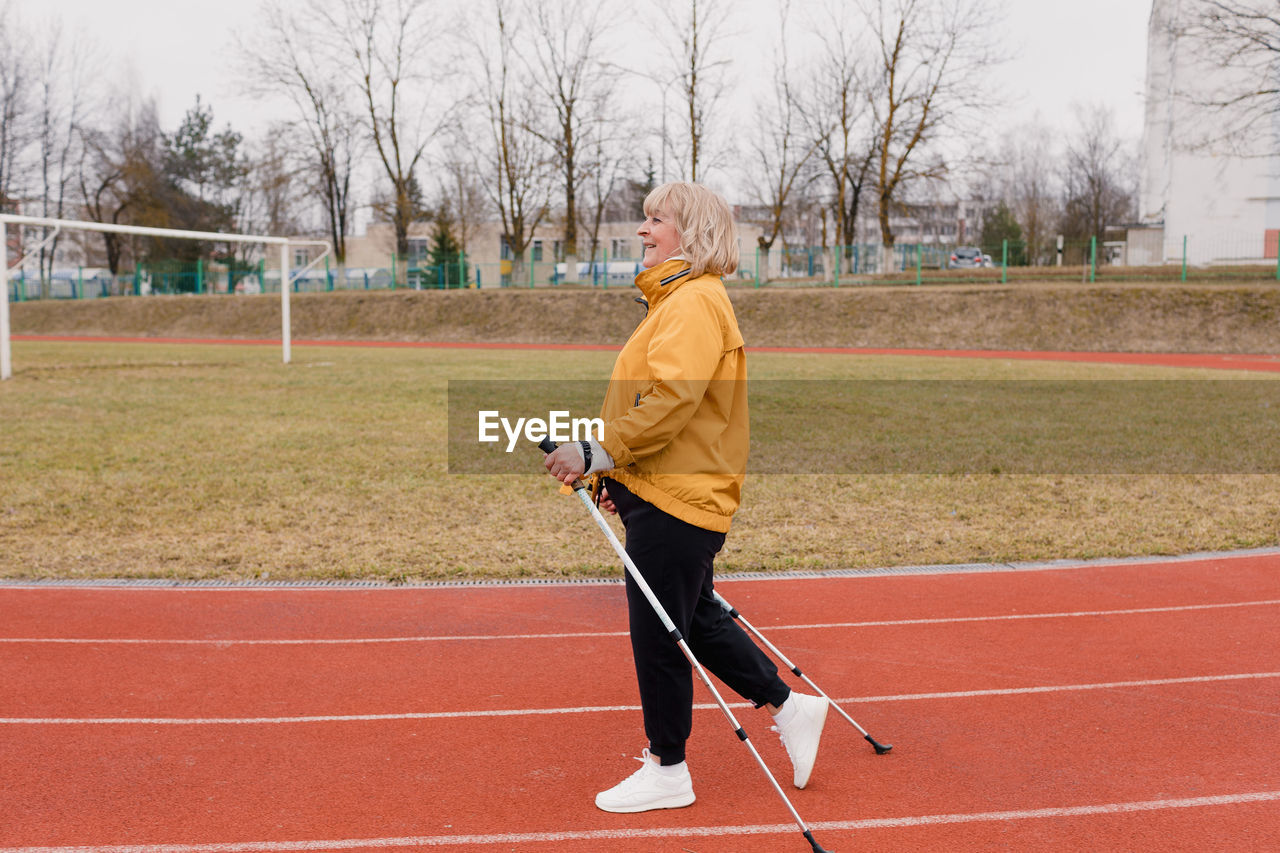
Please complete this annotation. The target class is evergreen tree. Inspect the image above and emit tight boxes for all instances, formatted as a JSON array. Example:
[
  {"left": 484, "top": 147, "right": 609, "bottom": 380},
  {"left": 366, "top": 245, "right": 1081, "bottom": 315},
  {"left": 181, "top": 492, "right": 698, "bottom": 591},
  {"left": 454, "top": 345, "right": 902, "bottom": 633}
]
[
  {"left": 427, "top": 203, "right": 463, "bottom": 287},
  {"left": 156, "top": 96, "right": 247, "bottom": 266},
  {"left": 638, "top": 156, "right": 656, "bottom": 199},
  {"left": 613, "top": 156, "right": 657, "bottom": 220},
  {"left": 980, "top": 201, "right": 1026, "bottom": 266}
]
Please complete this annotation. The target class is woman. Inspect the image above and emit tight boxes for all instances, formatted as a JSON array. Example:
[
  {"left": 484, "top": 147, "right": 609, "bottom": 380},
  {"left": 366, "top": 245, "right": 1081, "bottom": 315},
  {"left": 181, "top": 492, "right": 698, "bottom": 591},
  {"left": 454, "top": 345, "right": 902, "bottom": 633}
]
[{"left": 543, "top": 181, "right": 829, "bottom": 813}]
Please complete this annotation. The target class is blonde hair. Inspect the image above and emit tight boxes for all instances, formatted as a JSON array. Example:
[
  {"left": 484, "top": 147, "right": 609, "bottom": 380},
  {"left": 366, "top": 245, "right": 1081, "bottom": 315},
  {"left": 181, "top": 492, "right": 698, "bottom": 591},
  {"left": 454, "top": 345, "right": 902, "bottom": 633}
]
[{"left": 643, "top": 182, "right": 739, "bottom": 278}]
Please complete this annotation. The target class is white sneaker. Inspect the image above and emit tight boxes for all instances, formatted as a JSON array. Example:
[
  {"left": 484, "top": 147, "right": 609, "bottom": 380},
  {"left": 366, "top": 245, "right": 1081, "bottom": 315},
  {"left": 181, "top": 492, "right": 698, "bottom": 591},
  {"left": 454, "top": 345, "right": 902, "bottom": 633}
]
[
  {"left": 772, "top": 691, "right": 829, "bottom": 789},
  {"left": 594, "top": 749, "right": 696, "bottom": 813}
]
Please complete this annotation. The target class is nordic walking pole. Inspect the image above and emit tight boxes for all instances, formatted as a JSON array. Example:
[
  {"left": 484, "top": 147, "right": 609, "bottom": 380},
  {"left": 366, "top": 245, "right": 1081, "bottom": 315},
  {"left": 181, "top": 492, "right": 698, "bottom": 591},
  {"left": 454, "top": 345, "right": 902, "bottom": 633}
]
[
  {"left": 713, "top": 591, "right": 893, "bottom": 755},
  {"left": 537, "top": 438, "right": 836, "bottom": 853}
]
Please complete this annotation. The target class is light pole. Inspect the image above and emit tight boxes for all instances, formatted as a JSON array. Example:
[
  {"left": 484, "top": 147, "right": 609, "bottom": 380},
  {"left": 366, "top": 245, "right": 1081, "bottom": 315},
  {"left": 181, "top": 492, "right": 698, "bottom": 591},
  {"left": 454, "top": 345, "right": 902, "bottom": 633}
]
[
  {"left": 606, "top": 63, "right": 682, "bottom": 183},
  {"left": 659, "top": 83, "right": 669, "bottom": 182},
  {"left": 652, "top": 72, "right": 682, "bottom": 183}
]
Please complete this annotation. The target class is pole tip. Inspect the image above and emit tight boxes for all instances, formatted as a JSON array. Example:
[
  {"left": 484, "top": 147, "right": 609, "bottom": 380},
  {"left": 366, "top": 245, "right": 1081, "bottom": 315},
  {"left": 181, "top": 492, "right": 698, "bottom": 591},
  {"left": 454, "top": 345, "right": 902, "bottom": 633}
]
[
  {"left": 865, "top": 734, "right": 893, "bottom": 754},
  {"left": 804, "top": 830, "right": 833, "bottom": 852}
]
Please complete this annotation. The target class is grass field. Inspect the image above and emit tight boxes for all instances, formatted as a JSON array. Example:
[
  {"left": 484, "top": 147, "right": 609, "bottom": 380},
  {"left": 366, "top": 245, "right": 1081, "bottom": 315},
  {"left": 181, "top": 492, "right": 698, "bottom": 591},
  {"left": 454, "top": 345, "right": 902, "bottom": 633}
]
[{"left": 2, "top": 339, "right": 1278, "bottom": 582}]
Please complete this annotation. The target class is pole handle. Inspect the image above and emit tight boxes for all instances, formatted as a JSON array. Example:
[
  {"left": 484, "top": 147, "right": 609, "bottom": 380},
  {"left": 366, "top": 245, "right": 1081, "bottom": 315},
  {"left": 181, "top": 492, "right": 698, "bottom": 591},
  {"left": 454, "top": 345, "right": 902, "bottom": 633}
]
[{"left": 536, "top": 437, "right": 587, "bottom": 491}]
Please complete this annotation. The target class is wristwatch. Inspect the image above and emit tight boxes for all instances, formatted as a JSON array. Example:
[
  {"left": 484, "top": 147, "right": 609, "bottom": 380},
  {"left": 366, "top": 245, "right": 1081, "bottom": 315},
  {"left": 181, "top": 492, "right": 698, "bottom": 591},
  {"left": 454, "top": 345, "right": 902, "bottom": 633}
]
[{"left": 579, "top": 440, "right": 592, "bottom": 473}]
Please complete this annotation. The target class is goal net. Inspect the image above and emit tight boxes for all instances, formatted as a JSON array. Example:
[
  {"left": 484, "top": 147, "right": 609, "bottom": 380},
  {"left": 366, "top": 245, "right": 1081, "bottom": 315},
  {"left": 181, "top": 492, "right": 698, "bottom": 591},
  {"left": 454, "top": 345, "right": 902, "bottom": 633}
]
[{"left": 0, "top": 215, "right": 330, "bottom": 380}]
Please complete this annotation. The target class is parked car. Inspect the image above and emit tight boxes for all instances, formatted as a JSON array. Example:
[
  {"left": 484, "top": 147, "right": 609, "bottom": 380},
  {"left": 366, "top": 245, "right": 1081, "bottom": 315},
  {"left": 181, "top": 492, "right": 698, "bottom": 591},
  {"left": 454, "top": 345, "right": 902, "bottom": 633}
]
[{"left": 948, "top": 246, "right": 984, "bottom": 269}]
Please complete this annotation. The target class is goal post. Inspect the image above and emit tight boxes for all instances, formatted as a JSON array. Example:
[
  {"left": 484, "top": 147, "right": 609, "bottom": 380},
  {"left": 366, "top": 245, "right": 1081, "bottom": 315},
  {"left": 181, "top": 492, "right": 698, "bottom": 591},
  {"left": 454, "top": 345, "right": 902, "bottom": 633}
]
[{"left": 0, "top": 214, "right": 330, "bottom": 380}]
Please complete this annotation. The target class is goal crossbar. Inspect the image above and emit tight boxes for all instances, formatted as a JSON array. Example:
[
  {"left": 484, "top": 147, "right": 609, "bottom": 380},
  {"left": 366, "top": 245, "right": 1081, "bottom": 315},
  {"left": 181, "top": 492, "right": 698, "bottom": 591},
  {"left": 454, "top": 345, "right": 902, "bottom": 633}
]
[{"left": 0, "top": 214, "right": 331, "bottom": 380}]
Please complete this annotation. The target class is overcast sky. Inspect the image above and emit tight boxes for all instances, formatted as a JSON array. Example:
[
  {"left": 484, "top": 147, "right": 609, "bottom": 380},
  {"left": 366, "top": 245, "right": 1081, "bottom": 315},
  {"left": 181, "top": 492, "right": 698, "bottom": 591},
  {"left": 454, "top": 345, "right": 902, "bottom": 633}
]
[{"left": 8, "top": 0, "right": 1152, "bottom": 187}]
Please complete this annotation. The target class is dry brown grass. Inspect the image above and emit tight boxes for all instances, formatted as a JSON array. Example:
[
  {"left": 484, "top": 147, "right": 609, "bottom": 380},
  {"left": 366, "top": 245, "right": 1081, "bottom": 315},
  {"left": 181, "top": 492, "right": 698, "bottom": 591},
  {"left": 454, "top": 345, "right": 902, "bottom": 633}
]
[
  {"left": 1, "top": 340, "right": 1276, "bottom": 582},
  {"left": 725, "top": 473, "right": 1280, "bottom": 573},
  {"left": 12, "top": 280, "right": 1280, "bottom": 353}
]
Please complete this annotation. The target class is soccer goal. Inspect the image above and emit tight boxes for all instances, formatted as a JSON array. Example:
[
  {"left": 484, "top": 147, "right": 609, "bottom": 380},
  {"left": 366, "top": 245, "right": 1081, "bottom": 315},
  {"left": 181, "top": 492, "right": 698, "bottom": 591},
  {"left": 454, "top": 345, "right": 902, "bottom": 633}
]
[{"left": 0, "top": 214, "right": 331, "bottom": 380}]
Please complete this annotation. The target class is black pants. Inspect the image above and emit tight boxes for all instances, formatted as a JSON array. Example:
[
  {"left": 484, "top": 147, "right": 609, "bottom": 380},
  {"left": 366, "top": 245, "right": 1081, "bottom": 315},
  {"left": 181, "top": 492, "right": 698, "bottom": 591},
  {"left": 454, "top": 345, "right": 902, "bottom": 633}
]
[{"left": 606, "top": 478, "right": 790, "bottom": 765}]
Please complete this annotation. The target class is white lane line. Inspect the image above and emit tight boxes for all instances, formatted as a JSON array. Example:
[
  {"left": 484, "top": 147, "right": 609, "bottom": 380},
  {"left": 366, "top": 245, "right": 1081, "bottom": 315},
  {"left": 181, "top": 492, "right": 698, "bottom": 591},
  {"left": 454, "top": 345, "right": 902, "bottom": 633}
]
[
  {"left": 1, "top": 672, "right": 1275, "bottom": 725},
  {"left": 2, "top": 598, "right": 1277, "bottom": 645},
  {"left": 790, "top": 597, "right": 1280, "bottom": 631},
  {"left": 2, "top": 790, "right": 1277, "bottom": 851},
  {"left": 861, "top": 671, "right": 1280, "bottom": 703}
]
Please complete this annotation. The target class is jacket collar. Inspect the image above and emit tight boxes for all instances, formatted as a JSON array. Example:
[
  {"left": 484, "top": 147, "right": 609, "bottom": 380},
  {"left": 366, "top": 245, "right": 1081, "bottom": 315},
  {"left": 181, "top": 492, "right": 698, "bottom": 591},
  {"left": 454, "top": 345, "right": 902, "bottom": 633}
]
[{"left": 634, "top": 258, "right": 693, "bottom": 307}]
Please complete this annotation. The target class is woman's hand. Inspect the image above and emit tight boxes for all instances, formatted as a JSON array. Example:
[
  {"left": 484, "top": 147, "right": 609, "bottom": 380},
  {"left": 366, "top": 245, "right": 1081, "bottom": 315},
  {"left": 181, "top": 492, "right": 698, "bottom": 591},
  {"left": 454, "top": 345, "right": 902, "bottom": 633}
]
[
  {"left": 543, "top": 443, "right": 585, "bottom": 485},
  {"left": 597, "top": 485, "right": 617, "bottom": 515}
]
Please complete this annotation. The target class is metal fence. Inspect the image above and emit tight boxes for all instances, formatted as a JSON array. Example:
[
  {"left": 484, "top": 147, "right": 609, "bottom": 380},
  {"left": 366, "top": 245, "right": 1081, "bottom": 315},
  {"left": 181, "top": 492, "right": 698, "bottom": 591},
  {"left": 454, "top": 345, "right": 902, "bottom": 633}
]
[
  {"left": 749, "top": 233, "right": 1280, "bottom": 286},
  {"left": 8, "top": 233, "right": 1280, "bottom": 302}
]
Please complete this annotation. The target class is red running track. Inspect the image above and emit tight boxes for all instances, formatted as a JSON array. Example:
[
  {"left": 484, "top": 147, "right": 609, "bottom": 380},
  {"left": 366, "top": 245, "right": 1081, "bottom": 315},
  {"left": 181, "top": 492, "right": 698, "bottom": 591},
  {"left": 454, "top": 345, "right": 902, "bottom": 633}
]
[{"left": 2, "top": 552, "right": 1279, "bottom": 852}]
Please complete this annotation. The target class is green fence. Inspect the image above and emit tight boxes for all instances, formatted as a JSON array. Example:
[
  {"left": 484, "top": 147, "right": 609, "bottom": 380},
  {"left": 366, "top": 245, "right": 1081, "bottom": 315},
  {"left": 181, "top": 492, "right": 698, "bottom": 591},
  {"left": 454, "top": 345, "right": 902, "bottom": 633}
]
[
  {"left": 742, "top": 234, "right": 1280, "bottom": 287},
  {"left": 4, "top": 259, "right": 271, "bottom": 300},
  {"left": 8, "top": 234, "right": 1280, "bottom": 303}
]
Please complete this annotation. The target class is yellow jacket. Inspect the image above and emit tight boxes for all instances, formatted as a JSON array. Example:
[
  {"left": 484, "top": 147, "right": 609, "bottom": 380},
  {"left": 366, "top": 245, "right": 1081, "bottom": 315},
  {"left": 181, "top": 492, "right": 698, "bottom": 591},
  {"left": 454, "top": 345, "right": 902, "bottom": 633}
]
[{"left": 597, "top": 259, "right": 748, "bottom": 532}]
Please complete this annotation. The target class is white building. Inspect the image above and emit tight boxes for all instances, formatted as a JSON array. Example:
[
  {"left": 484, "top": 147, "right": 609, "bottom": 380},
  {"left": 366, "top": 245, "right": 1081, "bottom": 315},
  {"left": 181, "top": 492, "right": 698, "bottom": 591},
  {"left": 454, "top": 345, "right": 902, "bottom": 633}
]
[{"left": 1139, "top": 0, "right": 1280, "bottom": 265}]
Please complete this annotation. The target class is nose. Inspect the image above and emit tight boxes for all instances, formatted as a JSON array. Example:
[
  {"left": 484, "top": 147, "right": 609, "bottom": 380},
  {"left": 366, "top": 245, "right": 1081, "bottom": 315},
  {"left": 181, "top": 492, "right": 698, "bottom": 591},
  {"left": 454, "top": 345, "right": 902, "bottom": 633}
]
[{"left": 636, "top": 220, "right": 648, "bottom": 237}]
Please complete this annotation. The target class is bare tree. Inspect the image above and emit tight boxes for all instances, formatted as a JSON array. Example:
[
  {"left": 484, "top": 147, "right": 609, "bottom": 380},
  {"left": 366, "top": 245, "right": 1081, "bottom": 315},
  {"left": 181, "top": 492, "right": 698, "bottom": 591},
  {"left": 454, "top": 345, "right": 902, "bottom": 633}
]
[
  {"left": 473, "top": 0, "right": 552, "bottom": 285},
  {"left": 797, "top": 2, "right": 879, "bottom": 271},
  {"left": 239, "top": 0, "right": 362, "bottom": 263},
  {"left": 33, "top": 19, "right": 94, "bottom": 293},
  {"left": 75, "top": 95, "right": 168, "bottom": 276},
  {"left": 656, "top": 0, "right": 734, "bottom": 182},
  {"left": 863, "top": 0, "right": 1000, "bottom": 255},
  {"left": 518, "top": 0, "right": 619, "bottom": 274},
  {"left": 0, "top": 2, "right": 34, "bottom": 216},
  {"left": 238, "top": 126, "right": 308, "bottom": 242},
  {"left": 321, "top": 0, "right": 440, "bottom": 280},
  {"left": 743, "top": 2, "right": 816, "bottom": 280},
  {"left": 576, "top": 103, "right": 638, "bottom": 270},
  {"left": 1059, "top": 103, "right": 1136, "bottom": 250},
  {"left": 76, "top": 123, "right": 127, "bottom": 274},
  {"left": 996, "top": 119, "right": 1059, "bottom": 265},
  {"left": 437, "top": 133, "right": 490, "bottom": 265},
  {"left": 1178, "top": 0, "right": 1280, "bottom": 154}
]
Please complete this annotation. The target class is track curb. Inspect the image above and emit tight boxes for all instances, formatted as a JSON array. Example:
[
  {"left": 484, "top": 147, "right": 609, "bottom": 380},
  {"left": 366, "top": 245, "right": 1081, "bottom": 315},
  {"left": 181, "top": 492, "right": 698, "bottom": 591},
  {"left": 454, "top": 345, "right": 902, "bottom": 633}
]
[{"left": 2, "top": 547, "right": 1277, "bottom": 589}]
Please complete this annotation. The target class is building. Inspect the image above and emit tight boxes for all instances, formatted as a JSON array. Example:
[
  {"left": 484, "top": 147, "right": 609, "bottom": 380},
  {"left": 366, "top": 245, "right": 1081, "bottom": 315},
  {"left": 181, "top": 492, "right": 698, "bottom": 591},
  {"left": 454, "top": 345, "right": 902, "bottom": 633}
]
[
  {"left": 852, "top": 197, "right": 992, "bottom": 249},
  {"left": 329, "top": 212, "right": 764, "bottom": 287},
  {"left": 734, "top": 195, "right": 993, "bottom": 279},
  {"left": 1138, "top": 0, "right": 1280, "bottom": 265}
]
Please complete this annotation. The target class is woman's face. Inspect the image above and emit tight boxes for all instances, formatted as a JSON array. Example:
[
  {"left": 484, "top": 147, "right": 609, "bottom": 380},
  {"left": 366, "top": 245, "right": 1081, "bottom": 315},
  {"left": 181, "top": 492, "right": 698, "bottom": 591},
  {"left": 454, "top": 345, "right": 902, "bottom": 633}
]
[{"left": 637, "top": 209, "right": 681, "bottom": 269}]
